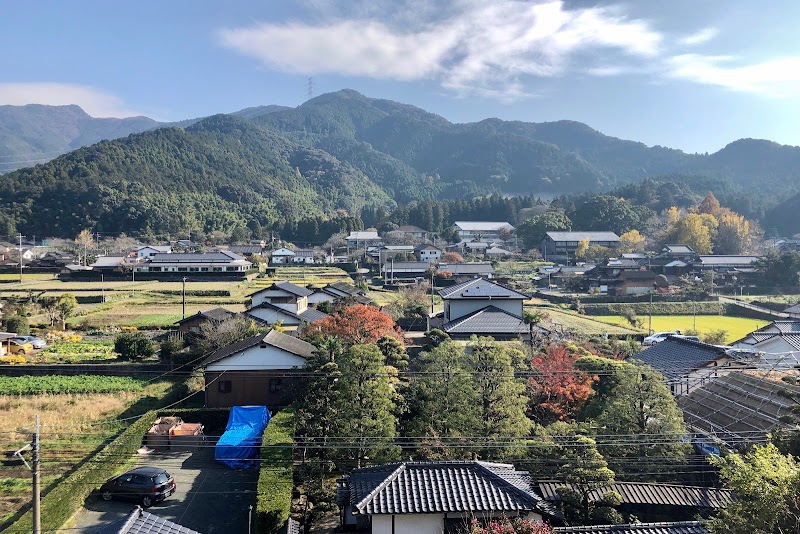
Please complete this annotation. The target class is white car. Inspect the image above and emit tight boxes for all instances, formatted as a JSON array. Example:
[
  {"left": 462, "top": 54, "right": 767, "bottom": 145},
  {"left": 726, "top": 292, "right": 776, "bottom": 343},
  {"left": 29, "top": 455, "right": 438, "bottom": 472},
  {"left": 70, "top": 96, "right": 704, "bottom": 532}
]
[{"left": 642, "top": 330, "right": 681, "bottom": 346}]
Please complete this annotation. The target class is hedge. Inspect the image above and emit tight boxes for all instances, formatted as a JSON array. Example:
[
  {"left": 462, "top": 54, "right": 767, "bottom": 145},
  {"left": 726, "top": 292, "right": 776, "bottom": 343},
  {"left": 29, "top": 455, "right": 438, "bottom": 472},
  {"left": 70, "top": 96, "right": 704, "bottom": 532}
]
[
  {"left": 151, "top": 289, "right": 232, "bottom": 297},
  {"left": 256, "top": 407, "right": 296, "bottom": 534},
  {"left": 580, "top": 301, "right": 725, "bottom": 316}
]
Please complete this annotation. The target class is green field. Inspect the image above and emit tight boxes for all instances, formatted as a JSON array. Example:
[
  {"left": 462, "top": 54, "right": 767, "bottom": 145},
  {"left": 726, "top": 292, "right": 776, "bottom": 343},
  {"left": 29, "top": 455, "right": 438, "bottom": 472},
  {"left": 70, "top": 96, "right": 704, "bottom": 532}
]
[
  {"left": 592, "top": 315, "right": 769, "bottom": 343},
  {"left": 532, "top": 307, "right": 641, "bottom": 336}
]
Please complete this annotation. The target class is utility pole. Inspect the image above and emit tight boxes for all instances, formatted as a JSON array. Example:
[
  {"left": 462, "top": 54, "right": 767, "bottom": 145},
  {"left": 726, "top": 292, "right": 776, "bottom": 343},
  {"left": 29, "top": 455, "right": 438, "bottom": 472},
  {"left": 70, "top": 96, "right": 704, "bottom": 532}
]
[
  {"left": 18, "top": 233, "right": 24, "bottom": 283},
  {"left": 32, "top": 414, "right": 41, "bottom": 534},
  {"left": 101, "top": 274, "right": 105, "bottom": 303},
  {"left": 182, "top": 277, "right": 187, "bottom": 319},
  {"left": 428, "top": 269, "right": 435, "bottom": 331}
]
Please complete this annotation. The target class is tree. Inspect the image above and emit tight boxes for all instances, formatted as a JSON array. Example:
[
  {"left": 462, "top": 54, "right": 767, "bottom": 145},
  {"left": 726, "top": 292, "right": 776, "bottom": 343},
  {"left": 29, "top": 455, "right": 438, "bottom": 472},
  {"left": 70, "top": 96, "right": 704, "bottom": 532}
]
[
  {"left": 305, "top": 305, "right": 402, "bottom": 346},
  {"left": 572, "top": 196, "right": 641, "bottom": 235},
  {"left": 39, "top": 296, "right": 59, "bottom": 327},
  {"left": 709, "top": 444, "right": 800, "bottom": 534},
  {"left": 574, "top": 239, "right": 590, "bottom": 260},
  {"left": 697, "top": 191, "right": 722, "bottom": 216},
  {"left": 756, "top": 251, "right": 800, "bottom": 288},
  {"left": 468, "top": 336, "right": 533, "bottom": 458},
  {"left": 674, "top": 213, "right": 715, "bottom": 254},
  {"left": 666, "top": 206, "right": 681, "bottom": 226},
  {"left": 337, "top": 344, "right": 398, "bottom": 466},
  {"left": 114, "top": 332, "right": 155, "bottom": 360},
  {"left": 584, "top": 245, "right": 612, "bottom": 263},
  {"left": 75, "top": 229, "right": 95, "bottom": 266},
  {"left": 56, "top": 293, "right": 78, "bottom": 330},
  {"left": 617, "top": 230, "right": 646, "bottom": 253},
  {"left": 497, "top": 227, "right": 515, "bottom": 242},
  {"left": 194, "top": 316, "right": 266, "bottom": 353},
  {"left": 410, "top": 342, "right": 478, "bottom": 459},
  {"left": 595, "top": 362, "right": 690, "bottom": 475},
  {"left": 715, "top": 211, "right": 752, "bottom": 254},
  {"left": 3, "top": 314, "right": 29, "bottom": 335},
  {"left": 517, "top": 211, "right": 572, "bottom": 250},
  {"left": 556, "top": 436, "right": 622, "bottom": 525},
  {"left": 440, "top": 251, "right": 464, "bottom": 264},
  {"left": 466, "top": 517, "right": 552, "bottom": 534},
  {"left": 529, "top": 345, "right": 597, "bottom": 424}
]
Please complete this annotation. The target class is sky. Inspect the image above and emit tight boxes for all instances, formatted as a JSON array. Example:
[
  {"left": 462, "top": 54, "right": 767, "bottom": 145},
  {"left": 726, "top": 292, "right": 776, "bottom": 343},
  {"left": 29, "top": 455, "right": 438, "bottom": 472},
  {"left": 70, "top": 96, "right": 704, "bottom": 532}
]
[{"left": 2, "top": 0, "right": 800, "bottom": 153}]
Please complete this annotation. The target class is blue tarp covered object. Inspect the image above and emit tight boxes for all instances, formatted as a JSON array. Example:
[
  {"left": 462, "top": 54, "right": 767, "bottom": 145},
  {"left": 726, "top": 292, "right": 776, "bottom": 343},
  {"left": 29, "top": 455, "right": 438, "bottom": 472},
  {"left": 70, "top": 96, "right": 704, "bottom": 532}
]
[{"left": 215, "top": 405, "right": 271, "bottom": 469}]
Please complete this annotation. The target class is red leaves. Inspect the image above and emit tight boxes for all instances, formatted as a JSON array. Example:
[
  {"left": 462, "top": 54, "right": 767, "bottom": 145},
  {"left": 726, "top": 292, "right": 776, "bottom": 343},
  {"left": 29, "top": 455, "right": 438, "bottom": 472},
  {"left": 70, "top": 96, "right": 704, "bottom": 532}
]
[
  {"left": 307, "top": 305, "right": 403, "bottom": 346},
  {"left": 529, "top": 344, "right": 597, "bottom": 422}
]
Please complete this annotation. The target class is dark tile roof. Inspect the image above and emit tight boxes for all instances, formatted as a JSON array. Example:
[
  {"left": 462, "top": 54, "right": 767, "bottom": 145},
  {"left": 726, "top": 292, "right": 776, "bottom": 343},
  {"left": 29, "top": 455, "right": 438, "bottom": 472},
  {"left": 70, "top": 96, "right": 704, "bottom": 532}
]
[
  {"left": 443, "top": 306, "right": 530, "bottom": 336},
  {"left": 91, "top": 506, "right": 200, "bottom": 534},
  {"left": 553, "top": 522, "right": 708, "bottom": 534},
  {"left": 615, "top": 270, "right": 657, "bottom": 281},
  {"left": 783, "top": 303, "right": 800, "bottom": 314},
  {"left": 299, "top": 307, "right": 329, "bottom": 322},
  {"left": 345, "top": 461, "right": 554, "bottom": 517},
  {"left": 677, "top": 372, "right": 800, "bottom": 448},
  {"left": 663, "top": 244, "right": 695, "bottom": 254},
  {"left": 438, "top": 278, "right": 529, "bottom": 300},
  {"left": 199, "top": 329, "right": 315, "bottom": 367},
  {"left": 439, "top": 263, "right": 495, "bottom": 275},
  {"left": 227, "top": 245, "right": 264, "bottom": 254},
  {"left": 327, "top": 281, "right": 363, "bottom": 296},
  {"left": 149, "top": 251, "right": 246, "bottom": 262},
  {"left": 247, "top": 301, "right": 328, "bottom": 324},
  {"left": 175, "top": 307, "right": 236, "bottom": 325},
  {"left": 629, "top": 337, "right": 727, "bottom": 380},
  {"left": 538, "top": 481, "right": 731, "bottom": 508},
  {"left": 273, "top": 281, "right": 313, "bottom": 297}
]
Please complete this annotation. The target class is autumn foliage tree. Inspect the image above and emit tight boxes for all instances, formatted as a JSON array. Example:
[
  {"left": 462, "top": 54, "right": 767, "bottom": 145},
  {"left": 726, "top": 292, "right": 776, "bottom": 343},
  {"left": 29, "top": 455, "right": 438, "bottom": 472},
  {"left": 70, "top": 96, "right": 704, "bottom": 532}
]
[
  {"left": 529, "top": 344, "right": 597, "bottom": 424},
  {"left": 305, "top": 305, "right": 402, "bottom": 346}
]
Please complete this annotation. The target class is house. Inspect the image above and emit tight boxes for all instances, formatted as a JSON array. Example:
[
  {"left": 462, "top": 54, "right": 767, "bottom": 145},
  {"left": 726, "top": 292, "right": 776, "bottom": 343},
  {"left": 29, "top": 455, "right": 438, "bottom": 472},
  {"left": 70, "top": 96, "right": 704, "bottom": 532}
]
[
  {"left": 437, "top": 263, "right": 494, "bottom": 282},
  {"left": 695, "top": 255, "right": 759, "bottom": 271},
  {"left": 292, "top": 249, "right": 316, "bottom": 264},
  {"left": 450, "top": 240, "right": 491, "bottom": 255},
  {"left": 584, "top": 260, "right": 646, "bottom": 292},
  {"left": 782, "top": 302, "right": 800, "bottom": 318},
  {"left": 485, "top": 246, "right": 512, "bottom": 258},
  {"left": 135, "top": 245, "right": 172, "bottom": 259},
  {"left": 381, "top": 261, "right": 430, "bottom": 282},
  {"left": 269, "top": 248, "right": 296, "bottom": 264},
  {"left": 607, "top": 270, "right": 657, "bottom": 296},
  {"left": 452, "top": 221, "right": 515, "bottom": 242},
  {"left": 200, "top": 329, "right": 316, "bottom": 408},
  {"left": 137, "top": 251, "right": 251, "bottom": 273},
  {"left": 678, "top": 372, "right": 800, "bottom": 451},
  {"left": 731, "top": 321, "right": 800, "bottom": 368},
  {"left": 415, "top": 244, "right": 442, "bottom": 263},
  {"left": 772, "top": 238, "right": 800, "bottom": 254},
  {"left": 537, "top": 265, "right": 595, "bottom": 289},
  {"left": 337, "top": 461, "right": 560, "bottom": 532},
  {"left": 227, "top": 244, "right": 265, "bottom": 257},
  {"left": 539, "top": 481, "right": 730, "bottom": 524},
  {"left": 175, "top": 307, "right": 238, "bottom": 335},
  {"left": 539, "top": 232, "right": 620, "bottom": 262},
  {"left": 308, "top": 281, "right": 372, "bottom": 306},
  {"left": 370, "top": 245, "right": 416, "bottom": 263},
  {"left": 247, "top": 281, "right": 328, "bottom": 328},
  {"left": 346, "top": 230, "right": 382, "bottom": 252},
  {"left": 629, "top": 337, "right": 735, "bottom": 395},
  {"left": 661, "top": 244, "right": 699, "bottom": 262},
  {"left": 91, "top": 505, "right": 200, "bottom": 534},
  {"left": 396, "top": 225, "right": 429, "bottom": 240},
  {"left": 438, "top": 278, "right": 535, "bottom": 341},
  {"left": 553, "top": 522, "right": 709, "bottom": 533}
]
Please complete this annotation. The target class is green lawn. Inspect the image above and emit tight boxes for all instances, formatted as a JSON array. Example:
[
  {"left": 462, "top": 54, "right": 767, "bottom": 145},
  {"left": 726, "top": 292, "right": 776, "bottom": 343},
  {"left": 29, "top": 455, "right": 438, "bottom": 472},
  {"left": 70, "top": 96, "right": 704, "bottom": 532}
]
[{"left": 592, "top": 315, "right": 769, "bottom": 343}]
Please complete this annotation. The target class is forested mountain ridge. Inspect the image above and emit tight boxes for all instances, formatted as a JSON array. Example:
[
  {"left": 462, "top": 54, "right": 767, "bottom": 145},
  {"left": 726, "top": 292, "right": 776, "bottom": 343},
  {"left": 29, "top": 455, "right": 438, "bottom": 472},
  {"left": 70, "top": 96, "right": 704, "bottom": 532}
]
[{"left": 0, "top": 114, "right": 391, "bottom": 237}]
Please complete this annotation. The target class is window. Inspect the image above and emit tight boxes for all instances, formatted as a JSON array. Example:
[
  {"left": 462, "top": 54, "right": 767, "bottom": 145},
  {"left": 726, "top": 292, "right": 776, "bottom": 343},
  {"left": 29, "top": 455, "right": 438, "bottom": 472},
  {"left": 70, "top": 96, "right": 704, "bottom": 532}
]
[
  {"left": 269, "top": 379, "right": 283, "bottom": 392},
  {"left": 219, "top": 380, "right": 232, "bottom": 393}
]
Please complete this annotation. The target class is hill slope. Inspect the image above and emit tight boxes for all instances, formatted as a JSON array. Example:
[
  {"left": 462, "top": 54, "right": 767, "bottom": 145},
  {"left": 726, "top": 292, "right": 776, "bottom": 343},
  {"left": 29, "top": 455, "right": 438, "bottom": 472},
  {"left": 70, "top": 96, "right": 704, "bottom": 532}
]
[{"left": 0, "top": 114, "right": 392, "bottom": 237}]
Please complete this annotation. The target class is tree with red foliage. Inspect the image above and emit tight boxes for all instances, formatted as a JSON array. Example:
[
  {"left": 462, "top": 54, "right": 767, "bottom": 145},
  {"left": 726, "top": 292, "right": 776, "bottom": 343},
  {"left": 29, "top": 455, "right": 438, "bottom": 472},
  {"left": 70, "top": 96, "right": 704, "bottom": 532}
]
[
  {"left": 305, "top": 305, "right": 403, "bottom": 346},
  {"left": 466, "top": 517, "right": 551, "bottom": 534},
  {"left": 529, "top": 344, "right": 597, "bottom": 424}
]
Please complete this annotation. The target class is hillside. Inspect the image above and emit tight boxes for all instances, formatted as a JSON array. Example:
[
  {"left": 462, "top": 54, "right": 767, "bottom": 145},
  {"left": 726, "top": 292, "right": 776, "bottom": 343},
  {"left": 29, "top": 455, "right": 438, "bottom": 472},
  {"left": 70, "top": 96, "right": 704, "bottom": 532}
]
[
  {"left": 0, "top": 104, "right": 159, "bottom": 173},
  {"left": 0, "top": 114, "right": 392, "bottom": 237}
]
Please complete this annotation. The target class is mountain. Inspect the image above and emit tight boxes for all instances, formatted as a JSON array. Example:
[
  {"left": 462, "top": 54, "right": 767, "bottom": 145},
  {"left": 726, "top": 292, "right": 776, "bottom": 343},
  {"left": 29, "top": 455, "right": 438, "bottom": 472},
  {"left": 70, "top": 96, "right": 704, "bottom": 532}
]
[
  {"left": 0, "top": 104, "right": 159, "bottom": 173},
  {"left": 0, "top": 114, "right": 391, "bottom": 237}
]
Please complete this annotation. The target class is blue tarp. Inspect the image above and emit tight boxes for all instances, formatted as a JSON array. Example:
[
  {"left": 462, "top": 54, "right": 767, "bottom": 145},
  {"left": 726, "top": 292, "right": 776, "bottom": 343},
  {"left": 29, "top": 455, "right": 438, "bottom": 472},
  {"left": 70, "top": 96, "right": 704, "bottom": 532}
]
[{"left": 215, "top": 406, "right": 271, "bottom": 469}]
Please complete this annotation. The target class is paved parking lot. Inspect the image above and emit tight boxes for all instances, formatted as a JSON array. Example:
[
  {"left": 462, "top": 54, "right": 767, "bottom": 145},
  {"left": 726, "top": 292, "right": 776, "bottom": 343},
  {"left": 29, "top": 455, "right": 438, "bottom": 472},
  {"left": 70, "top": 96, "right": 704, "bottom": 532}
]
[{"left": 72, "top": 447, "right": 258, "bottom": 533}]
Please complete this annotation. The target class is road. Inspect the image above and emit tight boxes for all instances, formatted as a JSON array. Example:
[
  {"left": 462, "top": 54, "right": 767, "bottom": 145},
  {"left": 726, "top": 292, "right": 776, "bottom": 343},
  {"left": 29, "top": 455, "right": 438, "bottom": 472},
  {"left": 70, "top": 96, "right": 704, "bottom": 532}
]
[{"left": 71, "top": 447, "right": 258, "bottom": 533}]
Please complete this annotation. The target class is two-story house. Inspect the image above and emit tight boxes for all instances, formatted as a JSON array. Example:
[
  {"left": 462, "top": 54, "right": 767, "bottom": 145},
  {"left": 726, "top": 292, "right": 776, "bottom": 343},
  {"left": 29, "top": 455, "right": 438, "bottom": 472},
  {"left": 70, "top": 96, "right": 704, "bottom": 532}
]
[
  {"left": 452, "top": 221, "right": 515, "bottom": 242},
  {"left": 539, "top": 231, "right": 620, "bottom": 262},
  {"left": 415, "top": 244, "right": 442, "bottom": 263},
  {"left": 246, "top": 281, "right": 328, "bottom": 328}
]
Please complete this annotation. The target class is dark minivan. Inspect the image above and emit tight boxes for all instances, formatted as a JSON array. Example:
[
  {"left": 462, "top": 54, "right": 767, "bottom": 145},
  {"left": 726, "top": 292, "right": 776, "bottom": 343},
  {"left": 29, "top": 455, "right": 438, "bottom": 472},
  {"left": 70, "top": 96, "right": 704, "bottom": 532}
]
[{"left": 100, "top": 466, "right": 176, "bottom": 507}]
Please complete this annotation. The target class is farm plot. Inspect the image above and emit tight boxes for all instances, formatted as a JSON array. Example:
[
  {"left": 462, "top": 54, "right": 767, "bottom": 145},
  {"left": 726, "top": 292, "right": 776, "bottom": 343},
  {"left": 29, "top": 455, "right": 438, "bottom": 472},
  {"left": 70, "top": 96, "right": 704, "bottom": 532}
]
[
  {"left": 533, "top": 307, "right": 641, "bottom": 336},
  {"left": 33, "top": 340, "right": 117, "bottom": 364},
  {"left": 592, "top": 315, "right": 769, "bottom": 343}
]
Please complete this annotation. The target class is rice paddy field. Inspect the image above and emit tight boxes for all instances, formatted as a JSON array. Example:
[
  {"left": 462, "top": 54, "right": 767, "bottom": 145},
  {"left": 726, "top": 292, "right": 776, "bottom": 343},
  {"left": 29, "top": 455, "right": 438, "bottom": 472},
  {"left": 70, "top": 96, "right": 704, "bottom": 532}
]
[{"left": 591, "top": 315, "right": 770, "bottom": 343}]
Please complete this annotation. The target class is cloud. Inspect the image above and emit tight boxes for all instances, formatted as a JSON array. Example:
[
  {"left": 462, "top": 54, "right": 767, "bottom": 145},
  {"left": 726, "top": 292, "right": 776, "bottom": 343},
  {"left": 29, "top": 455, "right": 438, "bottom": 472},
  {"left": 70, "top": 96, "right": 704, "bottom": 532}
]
[
  {"left": 0, "top": 83, "right": 141, "bottom": 117},
  {"left": 678, "top": 27, "right": 718, "bottom": 46},
  {"left": 218, "top": 0, "right": 662, "bottom": 99},
  {"left": 667, "top": 54, "right": 800, "bottom": 96}
]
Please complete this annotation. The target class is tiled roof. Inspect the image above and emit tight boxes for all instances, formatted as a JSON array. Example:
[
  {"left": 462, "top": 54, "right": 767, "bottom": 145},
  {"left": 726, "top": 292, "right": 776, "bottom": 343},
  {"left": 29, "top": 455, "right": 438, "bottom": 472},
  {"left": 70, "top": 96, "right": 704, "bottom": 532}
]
[
  {"left": 440, "top": 263, "right": 495, "bottom": 275},
  {"left": 175, "top": 307, "right": 236, "bottom": 325},
  {"left": 199, "top": 329, "right": 316, "bottom": 367},
  {"left": 545, "top": 231, "right": 620, "bottom": 242},
  {"left": 397, "top": 225, "right": 428, "bottom": 233},
  {"left": 629, "top": 337, "right": 727, "bottom": 380},
  {"left": 697, "top": 255, "right": 759, "bottom": 266},
  {"left": 538, "top": 481, "right": 731, "bottom": 508},
  {"left": 346, "top": 461, "right": 552, "bottom": 516},
  {"left": 677, "top": 372, "right": 800, "bottom": 448},
  {"left": 443, "top": 306, "right": 530, "bottom": 335},
  {"left": 227, "top": 245, "right": 264, "bottom": 254},
  {"left": 663, "top": 244, "right": 695, "bottom": 254},
  {"left": 783, "top": 303, "right": 800, "bottom": 314},
  {"left": 438, "top": 278, "right": 529, "bottom": 300},
  {"left": 454, "top": 221, "right": 515, "bottom": 231},
  {"left": 91, "top": 505, "right": 200, "bottom": 533},
  {"left": 382, "top": 261, "right": 430, "bottom": 271},
  {"left": 347, "top": 231, "right": 380, "bottom": 240},
  {"left": 149, "top": 251, "right": 247, "bottom": 263},
  {"left": 554, "top": 522, "right": 708, "bottom": 534},
  {"left": 274, "top": 281, "right": 313, "bottom": 297},
  {"left": 328, "top": 281, "right": 363, "bottom": 296},
  {"left": 248, "top": 301, "right": 328, "bottom": 324},
  {"left": 299, "top": 307, "right": 329, "bottom": 322}
]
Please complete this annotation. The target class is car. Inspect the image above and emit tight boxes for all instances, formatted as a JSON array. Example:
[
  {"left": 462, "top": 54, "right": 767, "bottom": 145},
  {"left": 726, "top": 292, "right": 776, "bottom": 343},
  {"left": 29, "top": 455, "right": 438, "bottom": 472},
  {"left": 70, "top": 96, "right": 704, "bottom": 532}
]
[
  {"left": 10, "top": 335, "right": 46, "bottom": 350},
  {"left": 5, "top": 339, "right": 34, "bottom": 355},
  {"left": 642, "top": 330, "right": 682, "bottom": 346},
  {"left": 99, "top": 466, "right": 176, "bottom": 507}
]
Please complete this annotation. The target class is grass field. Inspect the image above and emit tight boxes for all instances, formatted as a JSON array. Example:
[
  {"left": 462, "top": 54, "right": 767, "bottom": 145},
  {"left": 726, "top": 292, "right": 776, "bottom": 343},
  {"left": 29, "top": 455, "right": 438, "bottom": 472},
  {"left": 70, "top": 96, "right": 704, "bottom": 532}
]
[
  {"left": 0, "top": 379, "right": 177, "bottom": 524},
  {"left": 33, "top": 340, "right": 117, "bottom": 364},
  {"left": 532, "top": 307, "right": 641, "bottom": 336},
  {"left": 592, "top": 315, "right": 770, "bottom": 343}
]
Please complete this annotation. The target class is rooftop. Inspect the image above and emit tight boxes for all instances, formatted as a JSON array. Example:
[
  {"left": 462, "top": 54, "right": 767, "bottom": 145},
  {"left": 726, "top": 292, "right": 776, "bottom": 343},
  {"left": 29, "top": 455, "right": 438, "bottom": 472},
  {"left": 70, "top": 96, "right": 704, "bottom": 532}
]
[
  {"left": 442, "top": 306, "right": 532, "bottom": 336},
  {"left": 538, "top": 481, "right": 731, "bottom": 509},
  {"left": 696, "top": 255, "right": 759, "bottom": 265},
  {"left": 199, "top": 329, "right": 316, "bottom": 367},
  {"left": 438, "top": 263, "right": 495, "bottom": 275},
  {"left": 175, "top": 307, "right": 237, "bottom": 325},
  {"left": 148, "top": 251, "right": 248, "bottom": 264},
  {"left": 438, "top": 278, "right": 529, "bottom": 300},
  {"left": 454, "top": 221, "right": 515, "bottom": 231},
  {"left": 545, "top": 231, "right": 620, "bottom": 242},
  {"left": 347, "top": 231, "right": 380, "bottom": 240},
  {"left": 553, "top": 522, "right": 708, "bottom": 534},
  {"left": 91, "top": 505, "right": 200, "bottom": 534},
  {"left": 663, "top": 244, "right": 696, "bottom": 254},
  {"left": 630, "top": 337, "right": 728, "bottom": 381}
]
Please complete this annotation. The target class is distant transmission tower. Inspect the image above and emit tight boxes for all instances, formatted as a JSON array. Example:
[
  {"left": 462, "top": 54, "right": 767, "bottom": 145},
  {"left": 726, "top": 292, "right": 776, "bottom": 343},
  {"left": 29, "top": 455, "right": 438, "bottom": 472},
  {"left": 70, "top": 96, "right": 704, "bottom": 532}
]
[{"left": 307, "top": 77, "right": 314, "bottom": 100}]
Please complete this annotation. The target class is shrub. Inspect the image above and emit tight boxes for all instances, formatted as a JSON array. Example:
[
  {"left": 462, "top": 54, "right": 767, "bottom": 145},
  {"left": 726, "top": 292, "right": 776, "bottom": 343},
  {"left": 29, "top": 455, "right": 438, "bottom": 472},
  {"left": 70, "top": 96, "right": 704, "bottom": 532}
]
[
  {"left": 256, "top": 407, "right": 296, "bottom": 533},
  {"left": 702, "top": 329, "right": 729, "bottom": 345},
  {"left": 0, "top": 375, "right": 143, "bottom": 395},
  {"left": 114, "top": 332, "right": 155, "bottom": 360},
  {"left": 159, "top": 338, "right": 184, "bottom": 361},
  {"left": 4, "top": 313, "right": 30, "bottom": 335},
  {"left": 0, "top": 354, "right": 26, "bottom": 365}
]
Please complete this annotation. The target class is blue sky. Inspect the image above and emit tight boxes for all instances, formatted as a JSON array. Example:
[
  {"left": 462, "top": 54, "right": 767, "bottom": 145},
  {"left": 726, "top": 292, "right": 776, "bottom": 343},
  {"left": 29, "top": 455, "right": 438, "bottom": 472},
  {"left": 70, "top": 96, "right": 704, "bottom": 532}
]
[{"left": 2, "top": 0, "right": 800, "bottom": 153}]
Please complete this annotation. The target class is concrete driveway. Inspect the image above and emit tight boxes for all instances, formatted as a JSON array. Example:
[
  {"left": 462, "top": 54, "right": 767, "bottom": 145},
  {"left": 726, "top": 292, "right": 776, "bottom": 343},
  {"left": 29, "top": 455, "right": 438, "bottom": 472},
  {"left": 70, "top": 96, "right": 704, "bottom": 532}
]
[{"left": 71, "top": 447, "right": 258, "bottom": 533}]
